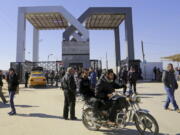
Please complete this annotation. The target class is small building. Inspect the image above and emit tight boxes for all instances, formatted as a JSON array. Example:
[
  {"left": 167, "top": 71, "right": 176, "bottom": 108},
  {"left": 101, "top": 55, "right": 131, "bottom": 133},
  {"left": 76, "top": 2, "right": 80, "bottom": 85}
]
[{"left": 140, "top": 62, "right": 163, "bottom": 80}]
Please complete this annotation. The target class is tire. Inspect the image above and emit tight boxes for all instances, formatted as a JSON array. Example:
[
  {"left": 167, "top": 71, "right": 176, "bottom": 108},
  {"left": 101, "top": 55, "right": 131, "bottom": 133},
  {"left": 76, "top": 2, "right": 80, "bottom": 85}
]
[
  {"left": 134, "top": 112, "right": 159, "bottom": 135},
  {"left": 82, "top": 108, "right": 101, "bottom": 131}
]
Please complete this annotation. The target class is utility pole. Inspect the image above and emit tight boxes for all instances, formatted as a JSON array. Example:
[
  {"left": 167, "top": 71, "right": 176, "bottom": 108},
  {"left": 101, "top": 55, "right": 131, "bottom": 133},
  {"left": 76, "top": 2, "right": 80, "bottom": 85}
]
[
  {"left": 141, "top": 40, "right": 146, "bottom": 80},
  {"left": 141, "top": 40, "right": 145, "bottom": 62},
  {"left": 106, "top": 52, "right": 108, "bottom": 70}
]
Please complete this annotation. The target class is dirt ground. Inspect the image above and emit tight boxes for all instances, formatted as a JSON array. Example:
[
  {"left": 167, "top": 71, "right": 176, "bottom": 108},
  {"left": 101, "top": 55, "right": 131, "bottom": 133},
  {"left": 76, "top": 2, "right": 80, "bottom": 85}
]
[{"left": 0, "top": 82, "right": 180, "bottom": 135}]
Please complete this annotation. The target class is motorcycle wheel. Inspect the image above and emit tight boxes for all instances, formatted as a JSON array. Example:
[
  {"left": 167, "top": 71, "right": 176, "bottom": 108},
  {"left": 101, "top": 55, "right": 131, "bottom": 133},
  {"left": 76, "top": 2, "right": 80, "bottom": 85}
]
[
  {"left": 134, "top": 112, "right": 159, "bottom": 135},
  {"left": 82, "top": 108, "right": 101, "bottom": 131}
]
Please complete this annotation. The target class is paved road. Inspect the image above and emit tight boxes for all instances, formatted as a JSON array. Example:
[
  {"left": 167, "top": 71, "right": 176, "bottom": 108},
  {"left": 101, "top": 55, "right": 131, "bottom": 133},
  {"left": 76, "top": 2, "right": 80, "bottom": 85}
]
[{"left": 0, "top": 82, "right": 180, "bottom": 135}]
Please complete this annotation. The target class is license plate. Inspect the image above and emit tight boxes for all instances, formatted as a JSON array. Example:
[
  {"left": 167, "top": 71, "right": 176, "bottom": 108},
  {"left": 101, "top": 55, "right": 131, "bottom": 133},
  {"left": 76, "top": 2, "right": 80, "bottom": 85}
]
[{"left": 35, "top": 79, "right": 42, "bottom": 81}]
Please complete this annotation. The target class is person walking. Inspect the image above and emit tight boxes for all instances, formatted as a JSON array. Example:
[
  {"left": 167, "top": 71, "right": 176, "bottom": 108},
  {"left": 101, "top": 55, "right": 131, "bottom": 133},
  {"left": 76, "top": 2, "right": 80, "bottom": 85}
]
[
  {"left": 0, "top": 70, "right": 7, "bottom": 104},
  {"left": 128, "top": 66, "right": 138, "bottom": 95},
  {"left": 162, "top": 64, "right": 180, "bottom": 113},
  {"left": 61, "top": 67, "right": 77, "bottom": 120},
  {"left": 6, "top": 68, "right": 19, "bottom": 115}
]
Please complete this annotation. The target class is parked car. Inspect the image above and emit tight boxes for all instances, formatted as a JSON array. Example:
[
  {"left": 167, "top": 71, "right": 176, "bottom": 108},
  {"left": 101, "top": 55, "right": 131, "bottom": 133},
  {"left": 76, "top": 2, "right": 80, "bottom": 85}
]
[{"left": 28, "top": 71, "right": 47, "bottom": 87}]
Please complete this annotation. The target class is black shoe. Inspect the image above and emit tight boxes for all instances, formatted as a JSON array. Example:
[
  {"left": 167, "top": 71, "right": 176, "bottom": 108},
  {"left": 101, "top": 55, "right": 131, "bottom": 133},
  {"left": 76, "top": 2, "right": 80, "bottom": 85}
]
[
  {"left": 8, "top": 111, "right": 12, "bottom": 115},
  {"left": 63, "top": 117, "right": 69, "bottom": 120},
  {"left": 8, "top": 111, "right": 16, "bottom": 116},
  {"left": 70, "top": 117, "right": 77, "bottom": 120}
]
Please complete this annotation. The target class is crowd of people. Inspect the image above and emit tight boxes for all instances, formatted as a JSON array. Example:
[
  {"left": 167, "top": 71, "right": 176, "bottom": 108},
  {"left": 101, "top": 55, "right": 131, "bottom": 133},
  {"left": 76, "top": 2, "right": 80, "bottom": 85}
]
[
  {"left": 60, "top": 66, "right": 141, "bottom": 123},
  {"left": 0, "top": 63, "right": 179, "bottom": 120}
]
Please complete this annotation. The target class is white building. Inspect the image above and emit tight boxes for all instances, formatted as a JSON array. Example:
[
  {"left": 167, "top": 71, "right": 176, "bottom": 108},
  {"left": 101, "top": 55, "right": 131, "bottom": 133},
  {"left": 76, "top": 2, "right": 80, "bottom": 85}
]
[{"left": 140, "top": 62, "right": 163, "bottom": 80}]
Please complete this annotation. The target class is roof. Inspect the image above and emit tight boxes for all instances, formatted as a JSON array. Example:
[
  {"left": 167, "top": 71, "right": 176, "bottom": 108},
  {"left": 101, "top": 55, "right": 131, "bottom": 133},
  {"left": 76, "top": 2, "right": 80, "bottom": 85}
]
[
  {"left": 161, "top": 54, "right": 180, "bottom": 62},
  {"left": 26, "top": 12, "right": 125, "bottom": 30},
  {"left": 85, "top": 14, "right": 125, "bottom": 30},
  {"left": 26, "top": 12, "right": 69, "bottom": 30}
]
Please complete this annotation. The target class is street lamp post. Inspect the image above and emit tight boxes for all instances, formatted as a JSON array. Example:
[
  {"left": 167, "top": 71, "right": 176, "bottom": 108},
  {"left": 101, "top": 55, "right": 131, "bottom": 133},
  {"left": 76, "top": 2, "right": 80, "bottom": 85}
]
[{"left": 48, "top": 54, "right": 53, "bottom": 61}]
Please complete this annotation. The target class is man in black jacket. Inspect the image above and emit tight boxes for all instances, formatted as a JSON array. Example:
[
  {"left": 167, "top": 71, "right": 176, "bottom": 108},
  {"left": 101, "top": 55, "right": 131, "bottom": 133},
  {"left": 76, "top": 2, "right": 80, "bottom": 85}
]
[
  {"left": 162, "top": 64, "right": 179, "bottom": 113},
  {"left": 7, "top": 68, "right": 19, "bottom": 115},
  {"left": 0, "top": 70, "right": 7, "bottom": 104},
  {"left": 128, "top": 66, "right": 138, "bottom": 95},
  {"left": 25, "top": 71, "right": 30, "bottom": 88},
  {"left": 79, "top": 69, "right": 95, "bottom": 101},
  {"left": 61, "top": 67, "right": 77, "bottom": 120},
  {"left": 119, "top": 67, "right": 128, "bottom": 95},
  {"left": 95, "top": 69, "right": 125, "bottom": 124}
]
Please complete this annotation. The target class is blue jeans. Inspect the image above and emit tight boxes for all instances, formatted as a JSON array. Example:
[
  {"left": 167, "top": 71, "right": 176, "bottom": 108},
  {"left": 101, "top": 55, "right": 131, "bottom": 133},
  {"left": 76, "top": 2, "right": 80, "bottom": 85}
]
[
  {"left": 9, "top": 91, "right": 16, "bottom": 113},
  {"left": 164, "top": 86, "right": 179, "bottom": 110}
]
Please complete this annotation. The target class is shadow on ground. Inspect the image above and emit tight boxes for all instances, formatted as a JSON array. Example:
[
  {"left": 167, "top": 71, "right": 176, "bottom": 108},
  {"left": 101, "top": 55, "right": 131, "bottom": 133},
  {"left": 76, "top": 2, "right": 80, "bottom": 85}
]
[
  {"left": 31, "top": 85, "right": 60, "bottom": 90},
  {"left": 99, "top": 128, "right": 168, "bottom": 135},
  {"left": 139, "top": 96, "right": 153, "bottom": 99},
  {"left": 0, "top": 103, "right": 39, "bottom": 108},
  {"left": 17, "top": 113, "right": 62, "bottom": 119},
  {"left": 139, "top": 93, "right": 165, "bottom": 97},
  {"left": 17, "top": 113, "right": 82, "bottom": 121}
]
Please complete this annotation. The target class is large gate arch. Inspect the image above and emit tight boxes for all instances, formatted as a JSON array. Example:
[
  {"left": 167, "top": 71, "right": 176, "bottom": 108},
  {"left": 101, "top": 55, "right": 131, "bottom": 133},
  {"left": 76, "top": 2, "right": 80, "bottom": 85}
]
[{"left": 16, "top": 6, "right": 89, "bottom": 63}]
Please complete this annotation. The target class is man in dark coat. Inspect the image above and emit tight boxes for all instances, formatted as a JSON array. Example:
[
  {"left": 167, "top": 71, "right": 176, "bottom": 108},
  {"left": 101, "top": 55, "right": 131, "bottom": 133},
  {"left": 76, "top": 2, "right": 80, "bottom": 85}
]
[
  {"left": 119, "top": 67, "right": 128, "bottom": 95},
  {"left": 0, "top": 70, "right": 7, "bottom": 104},
  {"left": 24, "top": 71, "right": 30, "bottom": 88},
  {"left": 95, "top": 69, "right": 125, "bottom": 124},
  {"left": 6, "top": 68, "right": 19, "bottom": 115},
  {"left": 162, "top": 63, "right": 179, "bottom": 113},
  {"left": 79, "top": 69, "right": 95, "bottom": 101},
  {"left": 61, "top": 67, "right": 77, "bottom": 120},
  {"left": 128, "top": 66, "right": 138, "bottom": 95}
]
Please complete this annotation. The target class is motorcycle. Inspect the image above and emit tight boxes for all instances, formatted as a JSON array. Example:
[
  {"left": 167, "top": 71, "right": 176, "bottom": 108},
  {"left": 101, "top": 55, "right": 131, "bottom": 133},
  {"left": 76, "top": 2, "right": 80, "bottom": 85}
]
[{"left": 82, "top": 92, "right": 159, "bottom": 135}]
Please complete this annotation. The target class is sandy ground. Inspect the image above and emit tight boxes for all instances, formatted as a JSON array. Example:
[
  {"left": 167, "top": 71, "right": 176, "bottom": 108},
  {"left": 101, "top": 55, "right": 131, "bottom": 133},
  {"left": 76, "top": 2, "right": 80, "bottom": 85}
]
[{"left": 0, "top": 82, "right": 180, "bottom": 135}]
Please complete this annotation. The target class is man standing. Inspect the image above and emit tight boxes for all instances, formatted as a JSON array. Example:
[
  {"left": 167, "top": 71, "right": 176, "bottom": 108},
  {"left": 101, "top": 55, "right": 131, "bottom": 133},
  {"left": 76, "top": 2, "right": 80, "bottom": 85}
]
[
  {"left": 128, "top": 66, "right": 138, "bottom": 95},
  {"left": 50, "top": 71, "right": 55, "bottom": 86},
  {"left": 153, "top": 66, "right": 157, "bottom": 81},
  {"left": 89, "top": 68, "right": 97, "bottom": 90},
  {"left": 24, "top": 71, "right": 30, "bottom": 88},
  {"left": 79, "top": 69, "right": 95, "bottom": 101},
  {"left": 6, "top": 68, "right": 19, "bottom": 115},
  {"left": 119, "top": 67, "right": 128, "bottom": 95},
  {"left": 0, "top": 70, "right": 7, "bottom": 104},
  {"left": 61, "top": 67, "right": 77, "bottom": 120}
]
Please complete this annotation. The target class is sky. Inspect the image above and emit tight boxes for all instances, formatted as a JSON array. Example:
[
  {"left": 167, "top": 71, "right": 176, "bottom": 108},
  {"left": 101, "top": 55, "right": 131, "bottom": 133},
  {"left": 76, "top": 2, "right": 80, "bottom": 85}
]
[{"left": 0, "top": 0, "right": 180, "bottom": 70}]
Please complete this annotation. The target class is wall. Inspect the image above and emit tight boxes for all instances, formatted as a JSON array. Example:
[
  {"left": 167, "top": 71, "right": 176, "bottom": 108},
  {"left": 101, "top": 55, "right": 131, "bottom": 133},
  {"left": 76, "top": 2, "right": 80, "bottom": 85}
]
[
  {"left": 140, "top": 62, "right": 163, "bottom": 80},
  {"left": 62, "top": 41, "right": 90, "bottom": 68}
]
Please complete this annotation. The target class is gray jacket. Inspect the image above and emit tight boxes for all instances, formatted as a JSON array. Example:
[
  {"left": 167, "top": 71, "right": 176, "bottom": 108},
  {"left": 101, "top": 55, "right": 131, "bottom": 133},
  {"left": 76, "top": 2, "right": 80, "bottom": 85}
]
[{"left": 162, "top": 70, "right": 177, "bottom": 89}]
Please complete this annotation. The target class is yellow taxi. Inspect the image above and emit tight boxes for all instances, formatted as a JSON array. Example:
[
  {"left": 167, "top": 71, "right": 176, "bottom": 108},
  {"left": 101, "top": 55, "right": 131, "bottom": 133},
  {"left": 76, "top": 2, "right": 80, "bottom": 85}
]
[{"left": 28, "top": 71, "right": 47, "bottom": 87}]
